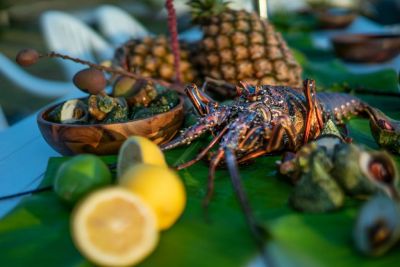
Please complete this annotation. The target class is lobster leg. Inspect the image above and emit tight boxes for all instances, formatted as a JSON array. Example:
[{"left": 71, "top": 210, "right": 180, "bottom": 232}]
[
  {"left": 203, "top": 112, "right": 258, "bottom": 207},
  {"left": 186, "top": 84, "right": 216, "bottom": 116},
  {"left": 203, "top": 149, "right": 225, "bottom": 208},
  {"left": 239, "top": 126, "right": 263, "bottom": 151},
  {"left": 302, "top": 79, "right": 315, "bottom": 143},
  {"left": 302, "top": 79, "right": 325, "bottom": 143},
  {"left": 161, "top": 106, "right": 230, "bottom": 150},
  {"left": 175, "top": 126, "right": 228, "bottom": 170},
  {"left": 238, "top": 116, "right": 297, "bottom": 163}
]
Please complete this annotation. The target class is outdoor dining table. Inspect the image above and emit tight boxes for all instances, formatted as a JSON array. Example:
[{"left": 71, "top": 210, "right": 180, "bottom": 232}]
[
  {"left": 1, "top": 14, "right": 400, "bottom": 267},
  {"left": 0, "top": 91, "right": 84, "bottom": 218}
]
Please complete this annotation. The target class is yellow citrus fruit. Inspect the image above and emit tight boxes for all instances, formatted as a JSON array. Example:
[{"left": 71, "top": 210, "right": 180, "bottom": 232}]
[
  {"left": 117, "top": 136, "right": 167, "bottom": 178},
  {"left": 71, "top": 187, "right": 158, "bottom": 267},
  {"left": 118, "top": 164, "right": 186, "bottom": 230}
]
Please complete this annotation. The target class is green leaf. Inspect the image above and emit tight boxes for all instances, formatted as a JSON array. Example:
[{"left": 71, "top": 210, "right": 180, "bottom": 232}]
[
  {"left": 284, "top": 32, "right": 400, "bottom": 94},
  {"left": 303, "top": 60, "right": 399, "bottom": 93}
]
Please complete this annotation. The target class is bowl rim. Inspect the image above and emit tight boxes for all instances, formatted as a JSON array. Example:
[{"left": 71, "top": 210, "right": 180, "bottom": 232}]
[
  {"left": 332, "top": 33, "right": 400, "bottom": 44},
  {"left": 37, "top": 95, "right": 184, "bottom": 127}
]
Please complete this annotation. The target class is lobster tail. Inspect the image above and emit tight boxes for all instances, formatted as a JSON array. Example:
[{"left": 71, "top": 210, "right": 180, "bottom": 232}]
[
  {"left": 317, "top": 93, "right": 368, "bottom": 124},
  {"left": 317, "top": 92, "right": 400, "bottom": 155}
]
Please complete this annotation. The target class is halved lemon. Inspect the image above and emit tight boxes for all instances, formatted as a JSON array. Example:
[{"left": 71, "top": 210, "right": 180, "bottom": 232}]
[
  {"left": 117, "top": 136, "right": 167, "bottom": 178},
  {"left": 71, "top": 187, "right": 158, "bottom": 267}
]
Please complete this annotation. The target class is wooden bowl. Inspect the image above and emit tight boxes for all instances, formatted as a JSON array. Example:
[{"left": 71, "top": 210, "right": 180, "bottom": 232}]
[
  {"left": 314, "top": 8, "right": 357, "bottom": 29},
  {"left": 332, "top": 33, "right": 400, "bottom": 63},
  {"left": 37, "top": 97, "right": 184, "bottom": 156}
]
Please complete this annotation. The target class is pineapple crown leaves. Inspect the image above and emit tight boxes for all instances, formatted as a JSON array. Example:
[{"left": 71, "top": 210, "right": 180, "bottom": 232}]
[{"left": 187, "top": 0, "right": 230, "bottom": 23}]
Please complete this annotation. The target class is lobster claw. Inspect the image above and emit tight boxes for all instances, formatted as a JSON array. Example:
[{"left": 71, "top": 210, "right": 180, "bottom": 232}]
[{"left": 368, "top": 108, "right": 400, "bottom": 154}]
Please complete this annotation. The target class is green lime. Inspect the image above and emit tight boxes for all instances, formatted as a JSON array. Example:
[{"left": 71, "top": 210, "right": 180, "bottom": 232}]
[{"left": 54, "top": 154, "right": 112, "bottom": 205}]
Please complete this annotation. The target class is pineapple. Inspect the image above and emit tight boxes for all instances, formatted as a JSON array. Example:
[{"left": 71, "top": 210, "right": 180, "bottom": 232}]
[
  {"left": 189, "top": 0, "right": 302, "bottom": 87},
  {"left": 113, "top": 36, "right": 198, "bottom": 83}
]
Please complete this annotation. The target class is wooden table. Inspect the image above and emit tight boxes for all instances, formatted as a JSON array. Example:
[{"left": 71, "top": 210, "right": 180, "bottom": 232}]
[{"left": 0, "top": 91, "right": 83, "bottom": 217}]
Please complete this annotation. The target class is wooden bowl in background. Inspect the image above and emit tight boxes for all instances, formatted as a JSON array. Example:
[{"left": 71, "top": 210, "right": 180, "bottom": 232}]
[
  {"left": 314, "top": 8, "right": 357, "bottom": 29},
  {"left": 37, "top": 97, "right": 184, "bottom": 156},
  {"left": 332, "top": 33, "right": 400, "bottom": 63}
]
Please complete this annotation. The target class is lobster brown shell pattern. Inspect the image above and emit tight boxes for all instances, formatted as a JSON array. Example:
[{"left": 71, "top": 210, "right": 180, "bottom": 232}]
[{"left": 162, "top": 79, "right": 400, "bottom": 181}]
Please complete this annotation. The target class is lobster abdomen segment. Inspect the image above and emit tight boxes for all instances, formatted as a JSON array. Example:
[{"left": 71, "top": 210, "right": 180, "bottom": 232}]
[{"left": 317, "top": 93, "right": 368, "bottom": 124}]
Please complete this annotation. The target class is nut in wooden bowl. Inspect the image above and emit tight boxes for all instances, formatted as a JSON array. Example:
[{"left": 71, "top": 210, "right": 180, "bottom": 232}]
[{"left": 37, "top": 97, "right": 184, "bottom": 156}]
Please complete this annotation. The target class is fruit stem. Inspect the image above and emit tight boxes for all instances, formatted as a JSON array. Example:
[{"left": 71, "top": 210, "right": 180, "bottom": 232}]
[
  {"left": 165, "top": 0, "right": 182, "bottom": 84},
  {"left": 0, "top": 186, "right": 53, "bottom": 201},
  {"left": 42, "top": 52, "right": 185, "bottom": 94}
]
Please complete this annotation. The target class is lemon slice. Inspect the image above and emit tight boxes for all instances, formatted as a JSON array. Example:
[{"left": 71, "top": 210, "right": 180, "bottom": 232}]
[
  {"left": 119, "top": 163, "right": 186, "bottom": 230},
  {"left": 71, "top": 187, "right": 158, "bottom": 267},
  {"left": 117, "top": 136, "right": 167, "bottom": 178}
]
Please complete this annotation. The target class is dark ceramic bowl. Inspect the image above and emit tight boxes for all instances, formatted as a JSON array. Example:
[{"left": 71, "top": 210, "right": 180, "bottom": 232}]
[
  {"left": 314, "top": 8, "right": 357, "bottom": 29},
  {"left": 37, "top": 97, "right": 184, "bottom": 156},
  {"left": 332, "top": 33, "right": 400, "bottom": 63}
]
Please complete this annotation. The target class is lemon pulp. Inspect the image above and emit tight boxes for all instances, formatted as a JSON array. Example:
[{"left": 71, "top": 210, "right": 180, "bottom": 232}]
[{"left": 72, "top": 187, "right": 158, "bottom": 266}]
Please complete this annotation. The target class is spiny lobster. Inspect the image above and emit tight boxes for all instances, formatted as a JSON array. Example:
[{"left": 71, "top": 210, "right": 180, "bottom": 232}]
[{"left": 161, "top": 79, "right": 400, "bottom": 251}]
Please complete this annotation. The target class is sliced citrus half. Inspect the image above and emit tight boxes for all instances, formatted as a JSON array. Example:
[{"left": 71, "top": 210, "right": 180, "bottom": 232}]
[
  {"left": 71, "top": 187, "right": 158, "bottom": 267},
  {"left": 117, "top": 136, "right": 167, "bottom": 178}
]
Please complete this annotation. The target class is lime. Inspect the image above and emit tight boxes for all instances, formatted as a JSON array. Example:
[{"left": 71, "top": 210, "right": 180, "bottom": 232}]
[
  {"left": 71, "top": 187, "right": 158, "bottom": 266},
  {"left": 54, "top": 154, "right": 112, "bottom": 204},
  {"left": 118, "top": 163, "right": 186, "bottom": 230}
]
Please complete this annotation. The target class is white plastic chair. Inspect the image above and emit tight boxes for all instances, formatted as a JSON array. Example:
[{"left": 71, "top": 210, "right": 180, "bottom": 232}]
[
  {"left": 0, "top": 8, "right": 149, "bottom": 131},
  {"left": 40, "top": 11, "right": 115, "bottom": 79},
  {"left": 93, "top": 5, "right": 150, "bottom": 46},
  {"left": 0, "top": 52, "right": 76, "bottom": 131}
]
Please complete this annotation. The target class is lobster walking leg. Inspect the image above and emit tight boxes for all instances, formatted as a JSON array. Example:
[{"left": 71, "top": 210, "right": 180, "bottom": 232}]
[
  {"left": 238, "top": 116, "right": 297, "bottom": 163},
  {"left": 175, "top": 126, "right": 228, "bottom": 170},
  {"left": 186, "top": 84, "right": 216, "bottom": 116},
  {"left": 161, "top": 106, "right": 230, "bottom": 150},
  {"left": 203, "top": 113, "right": 259, "bottom": 207},
  {"left": 302, "top": 79, "right": 325, "bottom": 144},
  {"left": 302, "top": 79, "right": 316, "bottom": 143},
  {"left": 203, "top": 149, "right": 225, "bottom": 208}
]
